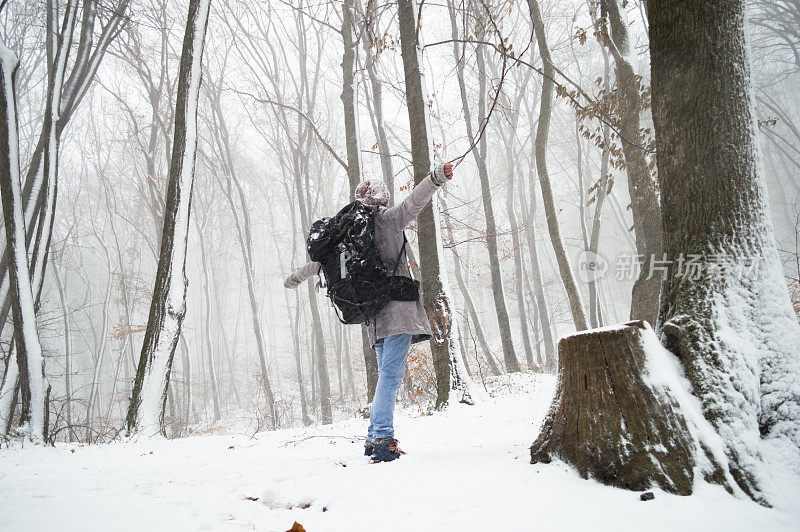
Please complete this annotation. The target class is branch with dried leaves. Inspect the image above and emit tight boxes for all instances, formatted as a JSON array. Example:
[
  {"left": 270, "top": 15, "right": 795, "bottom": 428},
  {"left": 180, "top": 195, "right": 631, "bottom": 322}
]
[{"left": 424, "top": 37, "right": 655, "bottom": 154}]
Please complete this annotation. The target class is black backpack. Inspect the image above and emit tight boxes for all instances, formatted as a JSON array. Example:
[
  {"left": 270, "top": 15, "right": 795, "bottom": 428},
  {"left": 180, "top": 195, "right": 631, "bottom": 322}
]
[{"left": 306, "top": 201, "right": 419, "bottom": 324}]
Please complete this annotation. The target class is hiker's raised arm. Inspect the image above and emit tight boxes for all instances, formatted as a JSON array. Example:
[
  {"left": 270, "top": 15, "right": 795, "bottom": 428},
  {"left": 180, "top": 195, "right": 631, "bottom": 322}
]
[
  {"left": 284, "top": 260, "right": 321, "bottom": 289},
  {"left": 383, "top": 163, "right": 453, "bottom": 231}
]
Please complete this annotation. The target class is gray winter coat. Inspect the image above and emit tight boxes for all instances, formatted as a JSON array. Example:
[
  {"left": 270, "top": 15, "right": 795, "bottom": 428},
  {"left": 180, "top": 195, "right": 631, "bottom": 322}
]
[{"left": 291, "top": 174, "right": 443, "bottom": 347}]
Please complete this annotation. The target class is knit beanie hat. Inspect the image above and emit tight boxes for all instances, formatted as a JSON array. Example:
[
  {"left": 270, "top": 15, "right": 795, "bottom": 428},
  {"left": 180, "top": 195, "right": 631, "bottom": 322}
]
[{"left": 355, "top": 180, "right": 390, "bottom": 207}]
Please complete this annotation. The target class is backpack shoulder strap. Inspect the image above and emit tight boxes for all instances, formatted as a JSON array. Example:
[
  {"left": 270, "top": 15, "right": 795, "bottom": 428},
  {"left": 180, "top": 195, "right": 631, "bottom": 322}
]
[
  {"left": 315, "top": 264, "right": 325, "bottom": 292},
  {"left": 392, "top": 232, "right": 409, "bottom": 276}
]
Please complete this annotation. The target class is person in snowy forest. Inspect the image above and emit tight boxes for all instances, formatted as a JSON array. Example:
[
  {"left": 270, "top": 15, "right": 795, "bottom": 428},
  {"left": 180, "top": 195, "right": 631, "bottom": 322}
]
[{"left": 284, "top": 162, "right": 454, "bottom": 462}]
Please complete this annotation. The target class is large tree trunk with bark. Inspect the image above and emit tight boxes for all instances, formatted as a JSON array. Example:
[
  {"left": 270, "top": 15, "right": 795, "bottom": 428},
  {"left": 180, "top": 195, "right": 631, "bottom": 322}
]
[
  {"left": 649, "top": 0, "right": 800, "bottom": 504},
  {"left": 531, "top": 321, "right": 734, "bottom": 496},
  {"left": 125, "top": 0, "right": 211, "bottom": 436},
  {"left": 0, "top": 46, "right": 51, "bottom": 442}
]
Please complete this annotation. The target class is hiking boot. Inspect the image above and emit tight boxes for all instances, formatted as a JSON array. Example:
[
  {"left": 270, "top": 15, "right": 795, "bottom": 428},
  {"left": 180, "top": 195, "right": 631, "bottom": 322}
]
[{"left": 370, "top": 438, "right": 405, "bottom": 463}]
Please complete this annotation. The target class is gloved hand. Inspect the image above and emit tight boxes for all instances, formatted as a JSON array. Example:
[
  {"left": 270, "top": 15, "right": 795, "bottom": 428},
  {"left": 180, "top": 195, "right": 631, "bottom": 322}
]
[
  {"left": 284, "top": 273, "right": 302, "bottom": 289},
  {"left": 432, "top": 162, "right": 454, "bottom": 186}
]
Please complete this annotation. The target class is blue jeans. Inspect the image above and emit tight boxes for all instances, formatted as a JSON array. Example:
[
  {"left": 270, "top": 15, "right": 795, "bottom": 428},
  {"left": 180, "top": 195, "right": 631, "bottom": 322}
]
[{"left": 367, "top": 333, "right": 413, "bottom": 440}]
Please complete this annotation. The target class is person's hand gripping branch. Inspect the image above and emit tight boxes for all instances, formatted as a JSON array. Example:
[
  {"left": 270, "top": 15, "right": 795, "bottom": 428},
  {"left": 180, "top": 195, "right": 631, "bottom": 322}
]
[{"left": 431, "top": 162, "right": 454, "bottom": 186}]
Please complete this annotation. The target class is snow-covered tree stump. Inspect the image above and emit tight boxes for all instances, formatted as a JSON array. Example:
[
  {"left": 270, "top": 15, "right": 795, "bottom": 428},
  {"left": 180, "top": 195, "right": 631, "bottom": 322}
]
[{"left": 530, "top": 320, "right": 732, "bottom": 496}]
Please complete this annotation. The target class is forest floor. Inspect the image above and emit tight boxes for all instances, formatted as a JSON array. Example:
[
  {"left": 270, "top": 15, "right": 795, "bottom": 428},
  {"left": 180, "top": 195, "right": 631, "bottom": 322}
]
[{"left": 1, "top": 372, "right": 798, "bottom": 531}]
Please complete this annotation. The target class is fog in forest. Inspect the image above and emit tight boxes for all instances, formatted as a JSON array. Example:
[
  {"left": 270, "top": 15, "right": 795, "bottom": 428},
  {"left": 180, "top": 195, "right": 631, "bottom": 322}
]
[{"left": 1, "top": 0, "right": 798, "bottom": 443}]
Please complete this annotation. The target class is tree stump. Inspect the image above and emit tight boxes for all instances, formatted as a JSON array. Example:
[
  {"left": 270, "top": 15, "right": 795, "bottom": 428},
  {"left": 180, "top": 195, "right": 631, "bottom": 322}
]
[{"left": 530, "top": 320, "right": 722, "bottom": 495}]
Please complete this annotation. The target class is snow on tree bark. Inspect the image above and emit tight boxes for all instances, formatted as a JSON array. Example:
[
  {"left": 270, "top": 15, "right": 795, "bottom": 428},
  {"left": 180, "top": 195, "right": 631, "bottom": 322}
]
[
  {"left": 0, "top": 45, "right": 51, "bottom": 442},
  {"left": 125, "top": 0, "right": 211, "bottom": 436},
  {"left": 0, "top": 343, "right": 18, "bottom": 434},
  {"left": 649, "top": 0, "right": 800, "bottom": 504},
  {"left": 26, "top": 0, "right": 79, "bottom": 310},
  {"left": 0, "top": 0, "right": 130, "bottom": 341},
  {"left": 531, "top": 321, "right": 737, "bottom": 497}
]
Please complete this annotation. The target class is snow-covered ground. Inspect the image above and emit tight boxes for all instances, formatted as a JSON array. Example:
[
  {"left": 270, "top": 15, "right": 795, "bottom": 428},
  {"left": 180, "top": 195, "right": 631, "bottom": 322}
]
[{"left": 1, "top": 373, "right": 797, "bottom": 531}]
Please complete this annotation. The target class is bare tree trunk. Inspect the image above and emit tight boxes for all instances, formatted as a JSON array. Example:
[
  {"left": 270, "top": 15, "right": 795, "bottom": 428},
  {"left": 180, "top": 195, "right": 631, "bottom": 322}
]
[
  {"left": 179, "top": 334, "right": 192, "bottom": 423},
  {"left": 649, "top": 0, "right": 800, "bottom": 504},
  {"left": 0, "top": 341, "right": 18, "bottom": 434},
  {"left": 51, "top": 256, "right": 75, "bottom": 441},
  {"left": 125, "top": 0, "right": 211, "bottom": 436},
  {"left": 447, "top": 3, "right": 519, "bottom": 372},
  {"left": 306, "top": 284, "right": 332, "bottom": 422},
  {"left": 0, "top": 47, "right": 50, "bottom": 441},
  {"left": 398, "top": 0, "right": 475, "bottom": 407},
  {"left": 291, "top": 292, "right": 312, "bottom": 425},
  {"left": 361, "top": 329, "right": 378, "bottom": 403},
  {"left": 210, "top": 263, "right": 239, "bottom": 405},
  {"left": 341, "top": 0, "right": 361, "bottom": 194},
  {"left": 84, "top": 230, "right": 113, "bottom": 441},
  {"left": 195, "top": 218, "right": 220, "bottom": 421},
  {"left": 207, "top": 81, "right": 275, "bottom": 425},
  {"left": 605, "top": 0, "right": 663, "bottom": 327},
  {"left": 442, "top": 199, "right": 501, "bottom": 376},
  {"left": 331, "top": 320, "right": 344, "bottom": 401},
  {"left": 527, "top": 0, "right": 589, "bottom": 331},
  {"left": 497, "top": 67, "right": 536, "bottom": 369},
  {"left": 519, "top": 105, "right": 557, "bottom": 368},
  {"left": 357, "top": 0, "right": 394, "bottom": 202},
  {"left": 576, "top": 118, "right": 599, "bottom": 329},
  {"left": 521, "top": 260, "right": 543, "bottom": 367},
  {"left": 586, "top": 8, "right": 613, "bottom": 330},
  {"left": 340, "top": 0, "right": 379, "bottom": 404},
  {"left": 341, "top": 324, "right": 357, "bottom": 403}
]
